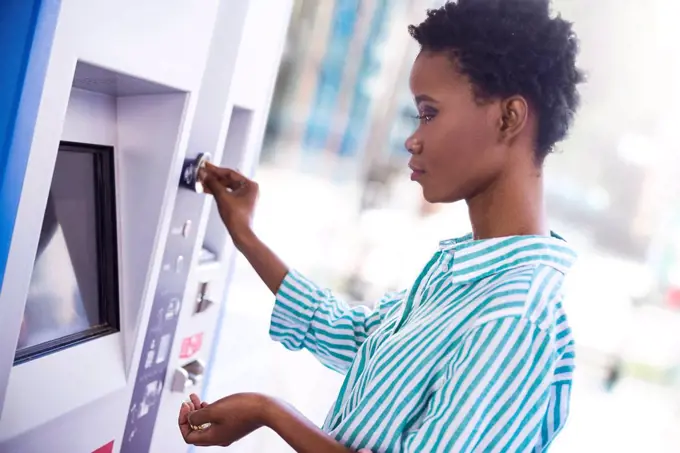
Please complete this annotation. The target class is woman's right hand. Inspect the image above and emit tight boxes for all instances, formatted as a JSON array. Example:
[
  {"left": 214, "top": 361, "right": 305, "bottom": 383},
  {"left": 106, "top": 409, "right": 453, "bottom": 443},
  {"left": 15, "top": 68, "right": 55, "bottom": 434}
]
[
  {"left": 200, "top": 163, "right": 259, "bottom": 245},
  {"left": 200, "top": 163, "right": 288, "bottom": 295}
]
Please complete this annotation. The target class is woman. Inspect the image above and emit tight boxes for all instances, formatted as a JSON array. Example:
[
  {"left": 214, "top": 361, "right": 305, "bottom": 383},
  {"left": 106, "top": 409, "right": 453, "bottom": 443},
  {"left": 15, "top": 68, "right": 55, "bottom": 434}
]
[{"left": 179, "top": 0, "right": 584, "bottom": 451}]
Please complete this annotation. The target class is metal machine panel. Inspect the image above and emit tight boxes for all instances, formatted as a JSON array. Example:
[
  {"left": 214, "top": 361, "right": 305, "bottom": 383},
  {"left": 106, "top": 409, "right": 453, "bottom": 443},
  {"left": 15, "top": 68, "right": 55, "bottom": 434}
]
[{"left": 0, "top": 0, "right": 293, "bottom": 452}]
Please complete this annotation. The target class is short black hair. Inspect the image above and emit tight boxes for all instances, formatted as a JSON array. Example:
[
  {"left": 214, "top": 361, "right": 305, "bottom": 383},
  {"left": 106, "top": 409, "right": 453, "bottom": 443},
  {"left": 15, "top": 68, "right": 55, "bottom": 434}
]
[{"left": 409, "top": 0, "right": 585, "bottom": 161}]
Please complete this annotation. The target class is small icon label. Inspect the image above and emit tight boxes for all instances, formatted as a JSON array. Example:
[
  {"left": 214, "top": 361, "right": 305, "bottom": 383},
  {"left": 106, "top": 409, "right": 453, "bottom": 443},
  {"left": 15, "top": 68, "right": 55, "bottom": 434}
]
[{"left": 179, "top": 333, "right": 204, "bottom": 359}]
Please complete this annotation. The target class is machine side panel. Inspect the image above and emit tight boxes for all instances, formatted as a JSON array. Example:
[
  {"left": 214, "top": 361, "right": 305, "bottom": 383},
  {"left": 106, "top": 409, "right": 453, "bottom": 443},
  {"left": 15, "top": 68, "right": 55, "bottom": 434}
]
[{"left": 0, "top": 0, "right": 61, "bottom": 413}]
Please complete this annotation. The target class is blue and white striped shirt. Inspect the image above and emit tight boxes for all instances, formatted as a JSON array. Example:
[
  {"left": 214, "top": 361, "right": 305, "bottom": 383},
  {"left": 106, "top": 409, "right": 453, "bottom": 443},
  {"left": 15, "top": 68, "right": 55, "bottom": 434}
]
[{"left": 270, "top": 233, "right": 577, "bottom": 452}]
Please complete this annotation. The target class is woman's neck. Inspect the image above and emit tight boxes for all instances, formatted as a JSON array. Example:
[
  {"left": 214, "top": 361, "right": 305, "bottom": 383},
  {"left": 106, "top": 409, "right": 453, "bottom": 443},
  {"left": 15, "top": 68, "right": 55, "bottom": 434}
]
[{"left": 466, "top": 163, "right": 547, "bottom": 240}]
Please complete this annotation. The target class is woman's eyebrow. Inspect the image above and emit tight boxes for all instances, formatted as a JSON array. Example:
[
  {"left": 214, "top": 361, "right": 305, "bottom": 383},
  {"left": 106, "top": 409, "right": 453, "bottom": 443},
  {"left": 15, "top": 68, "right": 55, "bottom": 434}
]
[{"left": 414, "top": 94, "right": 438, "bottom": 105}]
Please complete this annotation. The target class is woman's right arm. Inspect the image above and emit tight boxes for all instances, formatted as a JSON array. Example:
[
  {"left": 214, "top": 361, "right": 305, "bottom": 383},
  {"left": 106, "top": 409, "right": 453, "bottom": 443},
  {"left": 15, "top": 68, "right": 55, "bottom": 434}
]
[
  {"left": 232, "top": 228, "right": 289, "bottom": 295},
  {"left": 202, "top": 165, "right": 405, "bottom": 373},
  {"left": 235, "top": 229, "right": 405, "bottom": 373}
]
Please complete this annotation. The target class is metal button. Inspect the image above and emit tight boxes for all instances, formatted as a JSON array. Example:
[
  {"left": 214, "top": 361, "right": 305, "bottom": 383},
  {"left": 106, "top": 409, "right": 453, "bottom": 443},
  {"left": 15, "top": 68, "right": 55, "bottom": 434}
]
[{"left": 181, "top": 220, "right": 192, "bottom": 238}]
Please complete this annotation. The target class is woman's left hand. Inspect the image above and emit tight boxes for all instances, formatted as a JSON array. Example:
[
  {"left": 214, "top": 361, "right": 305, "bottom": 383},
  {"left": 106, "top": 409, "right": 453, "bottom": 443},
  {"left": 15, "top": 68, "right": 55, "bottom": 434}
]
[
  {"left": 180, "top": 393, "right": 374, "bottom": 452},
  {"left": 178, "top": 392, "right": 267, "bottom": 447}
]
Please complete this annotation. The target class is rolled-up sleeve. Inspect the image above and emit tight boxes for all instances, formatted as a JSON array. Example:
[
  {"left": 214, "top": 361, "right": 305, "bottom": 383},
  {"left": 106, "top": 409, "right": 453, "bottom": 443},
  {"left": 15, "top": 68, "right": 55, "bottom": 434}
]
[
  {"left": 269, "top": 269, "right": 406, "bottom": 373},
  {"left": 403, "top": 316, "right": 556, "bottom": 453}
]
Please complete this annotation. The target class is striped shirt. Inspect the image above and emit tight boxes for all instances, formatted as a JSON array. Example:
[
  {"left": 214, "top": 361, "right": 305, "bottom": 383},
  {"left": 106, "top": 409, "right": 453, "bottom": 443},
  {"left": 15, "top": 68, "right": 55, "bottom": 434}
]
[{"left": 270, "top": 233, "right": 577, "bottom": 452}]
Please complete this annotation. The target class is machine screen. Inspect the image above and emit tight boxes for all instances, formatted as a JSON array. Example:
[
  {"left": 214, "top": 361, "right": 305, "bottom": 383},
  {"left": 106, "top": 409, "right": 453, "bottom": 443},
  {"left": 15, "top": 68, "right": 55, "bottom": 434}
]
[{"left": 15, "top": 142, "right": 120, "bottom": 364}]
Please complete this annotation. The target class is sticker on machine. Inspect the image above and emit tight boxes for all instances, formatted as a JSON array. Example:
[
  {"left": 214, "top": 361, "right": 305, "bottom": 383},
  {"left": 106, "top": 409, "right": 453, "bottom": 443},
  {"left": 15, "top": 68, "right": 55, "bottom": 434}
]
[
  {"left": 92, "top": 441, "right": 114, "bottom": 453},
  {"left": 179, "top": 333, "right": 204, "bottom": 359},
  {"left": 156, "top": 333, "right": 172, "bottom": 364}
]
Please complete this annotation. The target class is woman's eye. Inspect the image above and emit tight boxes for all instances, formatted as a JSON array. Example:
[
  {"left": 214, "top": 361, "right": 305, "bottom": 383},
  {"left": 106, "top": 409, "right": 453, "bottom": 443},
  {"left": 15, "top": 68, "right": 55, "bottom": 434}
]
[{"left": 412, "top": 113, "right": 435, "bottom": 124}]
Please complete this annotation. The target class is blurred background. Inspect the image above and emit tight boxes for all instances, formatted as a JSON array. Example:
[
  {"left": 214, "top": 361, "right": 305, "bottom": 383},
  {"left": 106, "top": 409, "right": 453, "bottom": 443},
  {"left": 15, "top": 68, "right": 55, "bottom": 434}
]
[{"left": 204, "top": 0, "right": 680, "bottom": 451}]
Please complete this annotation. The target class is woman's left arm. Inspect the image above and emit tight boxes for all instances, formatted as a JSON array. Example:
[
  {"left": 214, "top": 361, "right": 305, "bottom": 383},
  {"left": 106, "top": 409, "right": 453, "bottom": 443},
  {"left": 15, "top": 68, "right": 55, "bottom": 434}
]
[
  {"left": 264, "top": 397, "right": 359, "bottom": 453},
  {"left": 179, "top": 317, "right": 561, "bottom": 453},
  {"left": 402, "top": 316, "right": 562, "bottom": 453},
  {"left": 179, "top": 393, "right": 360, "bottom": 453}
]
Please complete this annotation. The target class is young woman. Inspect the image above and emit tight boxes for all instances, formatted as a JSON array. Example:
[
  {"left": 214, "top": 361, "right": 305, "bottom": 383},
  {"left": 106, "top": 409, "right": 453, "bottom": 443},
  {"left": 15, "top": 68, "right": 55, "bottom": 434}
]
[{"left": 179, "top": 0, "right": 584, "bottom": 451}]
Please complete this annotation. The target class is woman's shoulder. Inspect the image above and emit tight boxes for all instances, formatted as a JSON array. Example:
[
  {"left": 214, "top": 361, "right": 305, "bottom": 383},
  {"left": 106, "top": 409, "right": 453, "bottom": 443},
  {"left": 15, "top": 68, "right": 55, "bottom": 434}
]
[{"left": 464, "top": 263, "right": 570, "bottom": 331}]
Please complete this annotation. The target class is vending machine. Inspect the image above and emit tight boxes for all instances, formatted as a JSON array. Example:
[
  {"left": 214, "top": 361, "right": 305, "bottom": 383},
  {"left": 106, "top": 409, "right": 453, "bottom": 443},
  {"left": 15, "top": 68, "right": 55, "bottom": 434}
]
[{"left": 0, "top": 0, "right": 292, "bottom": 452}]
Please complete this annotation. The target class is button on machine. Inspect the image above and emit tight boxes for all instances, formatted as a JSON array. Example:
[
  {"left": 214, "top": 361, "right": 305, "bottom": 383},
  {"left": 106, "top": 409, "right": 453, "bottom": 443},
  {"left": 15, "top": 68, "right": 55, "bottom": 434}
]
[
  {"left": 175, "top": 256, "right": 184, "bottom": 273},
  {"left": 181, "top": 220, "right": 192, "bottom": 238},
  {"left": 171, "top": 359, "right": 205, "bottom": 392},
  {"left": 194, "top": 282, "right": 214, "bottom": 314}
]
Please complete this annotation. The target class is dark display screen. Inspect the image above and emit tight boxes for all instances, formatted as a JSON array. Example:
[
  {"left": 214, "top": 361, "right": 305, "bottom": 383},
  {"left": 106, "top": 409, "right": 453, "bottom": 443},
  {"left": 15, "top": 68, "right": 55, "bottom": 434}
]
[{"left": 15, "top": 141, "right": 119, "bottom": 364}]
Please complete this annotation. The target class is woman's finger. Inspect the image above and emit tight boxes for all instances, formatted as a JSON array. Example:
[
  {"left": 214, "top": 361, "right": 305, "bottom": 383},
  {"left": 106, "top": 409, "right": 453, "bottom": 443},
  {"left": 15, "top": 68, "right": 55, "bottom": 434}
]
[
  {"left": 204, "top": 162, "right": 245, "bottom": 179},
  {"left": 189, "top": 393, "right": 202, "bottom": 409},
  {"left": 204, "top": 163, "right": 250, "bottom": 189},
  {"left": 183, "top": 424, "right": 217, "bottom": 447},
  {"left": 178, "top": 402, "right": 193, "bottom": 438},
  {"left": 202, "top": 173, "right": 233, "bottom": 202},
  {"left": 179, "top": 401, "right": 190, "bottom": 423},
  {"left": 186, "top": 406, "right": 215, "bottom": 427}
]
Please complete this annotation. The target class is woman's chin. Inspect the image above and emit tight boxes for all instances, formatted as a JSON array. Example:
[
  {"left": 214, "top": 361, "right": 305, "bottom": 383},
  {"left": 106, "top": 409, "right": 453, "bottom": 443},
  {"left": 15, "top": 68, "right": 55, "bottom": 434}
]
[
  {"left": 421, "top": 186, "right": 462, "bottom": 205},
  {"left": 421, "top": 189, "right": 444, "bottom": 204}
]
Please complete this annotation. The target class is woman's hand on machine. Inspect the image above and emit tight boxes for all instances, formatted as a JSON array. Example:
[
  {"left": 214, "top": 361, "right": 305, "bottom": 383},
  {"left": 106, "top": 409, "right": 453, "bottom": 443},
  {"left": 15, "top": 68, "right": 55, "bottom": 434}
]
[{"left": 199, "top": 164, "right": 259, "bottom": 246}]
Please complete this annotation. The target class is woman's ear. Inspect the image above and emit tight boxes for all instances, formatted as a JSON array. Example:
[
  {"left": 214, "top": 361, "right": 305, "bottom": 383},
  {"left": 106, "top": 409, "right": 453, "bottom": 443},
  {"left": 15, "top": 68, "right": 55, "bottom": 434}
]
[{"left": 498, "top": 96, "right": 529, "bottom": 140}]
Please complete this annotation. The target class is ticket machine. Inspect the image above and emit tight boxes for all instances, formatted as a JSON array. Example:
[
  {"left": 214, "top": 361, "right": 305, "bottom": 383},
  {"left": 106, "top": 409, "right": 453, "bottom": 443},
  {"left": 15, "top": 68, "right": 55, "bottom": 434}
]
[{"left": 0, "top": 0, "right": 292, "bottom": 452}]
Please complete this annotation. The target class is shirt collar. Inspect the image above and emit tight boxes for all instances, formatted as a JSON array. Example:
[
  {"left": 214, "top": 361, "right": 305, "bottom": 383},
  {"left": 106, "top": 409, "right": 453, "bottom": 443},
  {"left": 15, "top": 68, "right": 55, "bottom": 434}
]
[{"left": 439, "top": 231, "right": 578, "bottom": 285}]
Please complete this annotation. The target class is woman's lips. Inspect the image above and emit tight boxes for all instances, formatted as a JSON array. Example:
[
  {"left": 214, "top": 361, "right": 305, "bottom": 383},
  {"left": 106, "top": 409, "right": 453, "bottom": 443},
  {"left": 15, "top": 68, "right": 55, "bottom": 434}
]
[{"left": 408, "top": 163, "right": 425, "bottom": 181}]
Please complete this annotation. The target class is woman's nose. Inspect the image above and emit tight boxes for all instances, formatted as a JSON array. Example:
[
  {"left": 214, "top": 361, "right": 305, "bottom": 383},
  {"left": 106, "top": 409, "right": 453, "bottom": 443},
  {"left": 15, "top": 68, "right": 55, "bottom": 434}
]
[{"left": 405, "top": 136, "right": 422, "bottom": 155}]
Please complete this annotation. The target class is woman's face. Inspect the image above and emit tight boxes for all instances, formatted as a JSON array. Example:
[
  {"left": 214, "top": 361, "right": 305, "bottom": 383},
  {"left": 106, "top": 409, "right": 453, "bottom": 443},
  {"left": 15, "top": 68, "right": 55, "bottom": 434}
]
[{"left": 406, "top": 51, "right": 510, "bottom": 204}]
